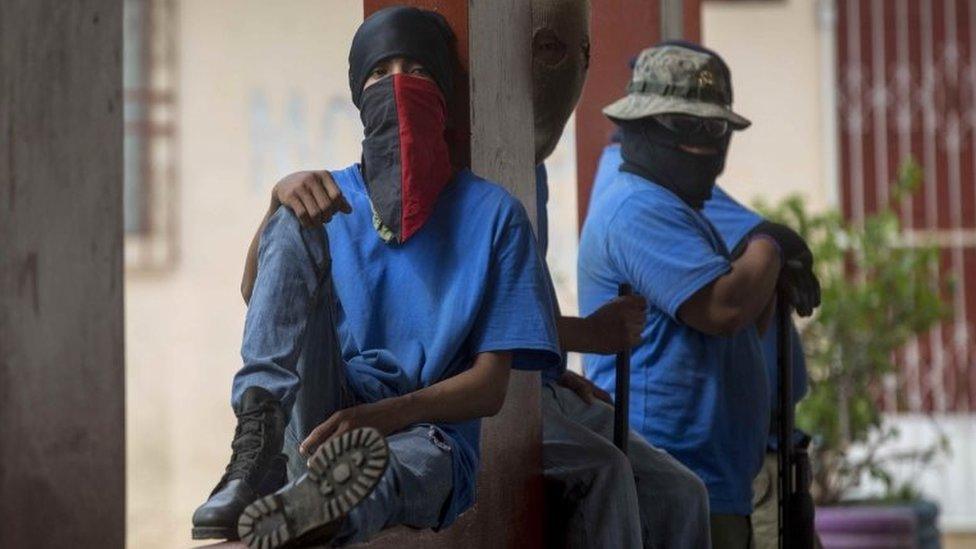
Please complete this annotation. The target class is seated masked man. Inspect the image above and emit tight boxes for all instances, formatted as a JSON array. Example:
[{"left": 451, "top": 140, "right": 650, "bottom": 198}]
[
  {"left": 528, "top": 4, "right": 710, "bottom": 548},
  {"left": 578, "top": 42, "right": 819, "bottom": 549},
  {"left": 191, "top": 7, "right": 560, "bottom": 548}
]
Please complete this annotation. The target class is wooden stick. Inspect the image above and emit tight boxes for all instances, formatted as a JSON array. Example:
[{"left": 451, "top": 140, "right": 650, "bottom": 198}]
[{"left": 614, "top": 283, "right": 633, "bottom": 454}]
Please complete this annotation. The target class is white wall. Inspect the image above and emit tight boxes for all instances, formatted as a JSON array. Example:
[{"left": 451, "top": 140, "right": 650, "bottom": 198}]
[
  {"left": 702, "top": 0, "right": 834, "bottom": 212},
  {"left": 860, "top": 415, "right": 976, "bottom": 532}
]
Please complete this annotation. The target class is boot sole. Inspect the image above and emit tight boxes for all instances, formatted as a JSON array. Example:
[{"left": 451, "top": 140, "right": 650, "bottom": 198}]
[
  {"left": 192, "top": 525, "right": 239, "bottom": 540},
  {"left": 237, "top": 427, "right": 389, "bottom": 548}
]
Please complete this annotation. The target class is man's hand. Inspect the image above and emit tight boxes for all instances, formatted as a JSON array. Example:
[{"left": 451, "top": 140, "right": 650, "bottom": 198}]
[
  {"left": 275, "top": 170, "right": 352, "bottom": 228},
  {"left": 557, "top": 370, "right": 613, "bottom": 405},
  {"left": 582, "top": 294, "right": 647, "bottom": 354},
  {"left": 779, "top": 249, "right": 820, "bottom": 317},
  {"left": 299, "top": 400, "right": 404, "bottom": 458},
  {"left": 751, "top": 221, "right": 821, "bottom": 317}
]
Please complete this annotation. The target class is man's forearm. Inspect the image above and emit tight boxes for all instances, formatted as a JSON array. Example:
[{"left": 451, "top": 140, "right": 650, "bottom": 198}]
[
  {"left": 241, "top": 195, "right": 281, "bottom": 304},
  {"left": 722, "top": 238, "right": 781, "bottom": 315},
  {"left": 557, "top": 315, "right": 592, "bottom": 353},
  {"left": 299, "top": 352, "right": 513, "bottom": 453},
  {"left": 390, "top": 351, "right": 512, "bottom": 427},
  {"left": 756, "top": 293, "right": 777, "bottom": 335}
]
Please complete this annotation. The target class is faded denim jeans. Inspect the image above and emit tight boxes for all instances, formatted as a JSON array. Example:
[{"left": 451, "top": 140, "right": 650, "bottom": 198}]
[
  {"left": 543, "top": 383, "right": 712, "bottom": 549},
  {"left": 231, "top": 206, "right": 453, "bottom": 545}
]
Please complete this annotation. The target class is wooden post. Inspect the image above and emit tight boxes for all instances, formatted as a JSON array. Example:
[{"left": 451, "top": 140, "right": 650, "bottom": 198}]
[
  {"left": 661, "top": 0, "right": 684, "bottom": 41},
  {"left": 574, "top": 0, "right": 701, "bottom": 226},
  {"left": 362, "top": 2, "right": 543, "bottom": 547},
  {"left": 0, "top": 1, "right": 125, "bottom": 547}
]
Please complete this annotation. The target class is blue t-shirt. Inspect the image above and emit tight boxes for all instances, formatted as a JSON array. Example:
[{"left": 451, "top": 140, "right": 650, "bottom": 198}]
[
  {"left": 578, "top": 169, "right": 770, "bottom": 515},
  {"left": 327, "top": 165, "right": 561, "bottom": 526},
  {"left": 536, "top": 163, "right": 550, "bottom": 257},
  {"left": 592, "top": 144, "right": 808, "bottom": 450},
  {"left": 530, "top": 163, "right": 569, "bottom": 382}
]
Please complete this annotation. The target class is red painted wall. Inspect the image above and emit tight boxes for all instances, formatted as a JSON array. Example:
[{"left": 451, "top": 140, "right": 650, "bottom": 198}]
[
  {"left": 836, "top": 0, "right": 976, "bottom": 412},
  {"left": 574, "top": 0, "right": 700, "bottom": 227}
]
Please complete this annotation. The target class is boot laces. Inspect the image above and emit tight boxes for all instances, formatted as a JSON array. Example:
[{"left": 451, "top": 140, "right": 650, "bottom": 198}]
[{"left": 225, "top": 407, "right": 269, "bottom": 480}]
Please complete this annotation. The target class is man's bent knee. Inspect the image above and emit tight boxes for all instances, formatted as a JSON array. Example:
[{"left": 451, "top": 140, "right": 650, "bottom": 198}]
[
  {"left": 668, "top": 458, "right": 709, "bottom": 508},
  {"left": 263, "top": 205, "right": 331, "bottom": 273},
  {"left": 590, "top": 443, "right": 634, "bottom": 489}
]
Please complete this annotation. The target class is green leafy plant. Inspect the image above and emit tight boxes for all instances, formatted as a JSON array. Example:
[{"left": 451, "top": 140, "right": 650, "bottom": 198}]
[{"left": 757, "top": 159, "right": 950, "bottom": 504}]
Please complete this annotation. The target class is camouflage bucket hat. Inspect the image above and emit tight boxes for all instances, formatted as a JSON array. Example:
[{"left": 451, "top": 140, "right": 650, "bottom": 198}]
[{"left": 603, "top": 44, "right": 751, "bottom": 129}]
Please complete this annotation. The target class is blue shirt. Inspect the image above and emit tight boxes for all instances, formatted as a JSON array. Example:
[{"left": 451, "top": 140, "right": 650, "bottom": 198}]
[
  {"left": 592, "top": 144, "right": 808, "bottom": 450},
  {"left": 327, "top": 165, "right": 561, "bottom": 526},
  {"left": 536, "top": 163, "right": 550, "bottom": 257},
  {"left": 579, "top": 169, "right": 769, "bottom": 514},
  {"left": 531, "top": 163, "right": 569, "bottom": 382}
]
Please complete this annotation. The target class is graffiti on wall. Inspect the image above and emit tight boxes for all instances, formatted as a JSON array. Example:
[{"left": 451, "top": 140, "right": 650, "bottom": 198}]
[{"left": 249, "top": 89, "right": 361, "bottom": 191}]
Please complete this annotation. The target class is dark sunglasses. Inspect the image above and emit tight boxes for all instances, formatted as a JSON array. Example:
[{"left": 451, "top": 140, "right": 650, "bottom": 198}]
[{"left": 654, "top": 113, "right": 730, "bottom": 139}]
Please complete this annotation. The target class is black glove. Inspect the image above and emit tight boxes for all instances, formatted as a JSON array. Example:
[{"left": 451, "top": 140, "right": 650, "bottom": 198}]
[{"left": 751, "top": 221, "right": 821, "bottom": 317}]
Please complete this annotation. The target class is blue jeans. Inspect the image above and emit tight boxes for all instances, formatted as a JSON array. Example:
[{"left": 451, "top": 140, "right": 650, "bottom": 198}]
[{"left": 231, "top": 206, "right": 453, "bottom": 545}]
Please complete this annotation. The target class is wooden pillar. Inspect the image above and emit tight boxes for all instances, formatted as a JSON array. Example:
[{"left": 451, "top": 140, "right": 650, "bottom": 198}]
[
  {"left": 574, "top": 0, "right": 701, "bottom": 225},
  {"left": 0, "top": 1, "right": 125, "bottom": 547},
  {"left": 362, "top": 2, "right": 543, "bottom": 548},
  {"left": 661, "top": 0, "right": 684, "bottom": 40}
]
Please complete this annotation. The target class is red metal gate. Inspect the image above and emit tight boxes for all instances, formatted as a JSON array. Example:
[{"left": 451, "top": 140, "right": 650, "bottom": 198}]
[{"left": 837, "top": 0, "right": 976, "bottom": 412}]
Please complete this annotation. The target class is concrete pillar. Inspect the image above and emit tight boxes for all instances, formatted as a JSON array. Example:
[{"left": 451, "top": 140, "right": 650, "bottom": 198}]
[
  {"left": 0, "top": 0, "right": 125, "bottom": 547},
  {"left": 661, "top": 0, "right": 685, "bottom": 41}
]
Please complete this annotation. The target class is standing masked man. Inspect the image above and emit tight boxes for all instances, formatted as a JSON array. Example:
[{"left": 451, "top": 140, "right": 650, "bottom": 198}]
[
  {"left": 578, "top": 42, "right": 820, "bottom": 549},
  {"left": 530, "top": 3, "right": 711, "bottom": 549},
  {"left": 590, "top": 46, "right": 820, "bottom": 549},
  {"left": 191, "top": 7, "right": 561, "bottom": 548}
]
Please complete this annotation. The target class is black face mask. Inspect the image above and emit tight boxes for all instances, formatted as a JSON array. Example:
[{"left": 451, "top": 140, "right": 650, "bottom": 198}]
[{"left": 619, "top": 119, "right": 731, "bottom": 210}]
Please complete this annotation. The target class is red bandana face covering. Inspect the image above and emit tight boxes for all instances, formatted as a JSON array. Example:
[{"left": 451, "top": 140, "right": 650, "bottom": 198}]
[{"left": 360, "top": 74, "right": 454, "bottom": 244}]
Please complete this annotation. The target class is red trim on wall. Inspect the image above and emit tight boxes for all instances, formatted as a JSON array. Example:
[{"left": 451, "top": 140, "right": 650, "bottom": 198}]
[
  {"left": 574, "top": 0, "right": 664, "bottom": 227},
  {"left": 574, "top": 1, "right": 702, "bottom": 227},
  {"left": 684, "top": 0, "right": 702, "bottom": 42}
]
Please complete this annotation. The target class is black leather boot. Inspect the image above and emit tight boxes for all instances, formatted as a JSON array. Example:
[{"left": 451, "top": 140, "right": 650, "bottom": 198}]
[{"left": 192, "top": 386, "right": 289, "bottom": 540}]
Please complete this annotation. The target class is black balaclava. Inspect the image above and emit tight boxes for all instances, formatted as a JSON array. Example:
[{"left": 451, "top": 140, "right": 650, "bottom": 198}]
[
  {"left": 348, "top": 7, "right": 455, "bottom": 109},
  {"left": 619, "top": 40, "right": 734, "bottom": 210}
]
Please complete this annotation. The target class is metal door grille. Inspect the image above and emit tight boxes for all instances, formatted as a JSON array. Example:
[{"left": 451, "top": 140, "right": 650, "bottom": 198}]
[{"left": 837, "top": 0, "right": 976, "bottom": 412}]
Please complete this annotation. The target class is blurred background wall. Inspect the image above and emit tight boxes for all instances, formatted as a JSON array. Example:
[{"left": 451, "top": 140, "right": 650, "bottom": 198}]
[
  {"left": 124, "top": 1, "right": 363, "bottom": 545},
  {"left": 123, "top": 1, "right": 976, "bottom": 547}
]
